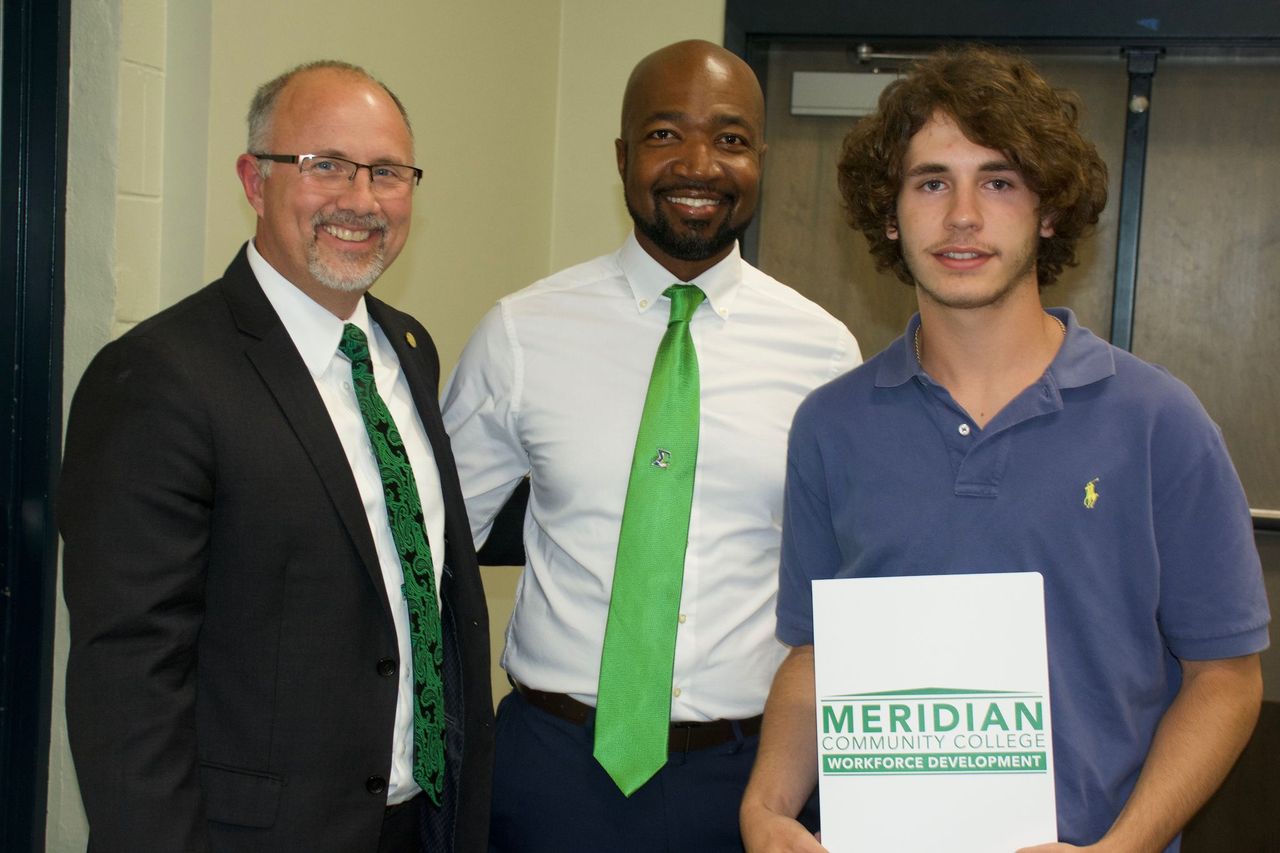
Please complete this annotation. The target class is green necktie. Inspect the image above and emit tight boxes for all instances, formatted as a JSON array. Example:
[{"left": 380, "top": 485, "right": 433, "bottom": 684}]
[
  {"left": 594, "top": 284, "right": 705, "bottom": 796},
  {"left": 339, "top": 323, "right": 445, "bottom": 806}
]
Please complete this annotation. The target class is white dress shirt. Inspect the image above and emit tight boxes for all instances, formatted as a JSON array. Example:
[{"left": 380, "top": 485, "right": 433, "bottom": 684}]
[
  {"left": 442, "top": 234, "right": 861, "bottom": 720},
  {"left": 248, "top": 241, "right": 444, "bottom": 804}
]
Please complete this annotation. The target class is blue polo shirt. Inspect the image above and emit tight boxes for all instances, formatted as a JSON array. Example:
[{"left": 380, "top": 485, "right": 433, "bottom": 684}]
[{"left": 777, "top": 308, "right": 1269, "bottom": 850}]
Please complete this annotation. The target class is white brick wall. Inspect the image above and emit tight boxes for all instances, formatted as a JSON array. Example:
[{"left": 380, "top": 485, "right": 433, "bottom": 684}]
[{"left": 114, "top": 0, "right": 165, "bottom": 332}]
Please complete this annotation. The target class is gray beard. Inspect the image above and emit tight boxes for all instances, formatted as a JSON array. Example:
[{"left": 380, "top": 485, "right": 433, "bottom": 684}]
[
  {"left": 307, "top": 211, "right": 389, "bottom": 292},
  {"left": 307, "top": 246, "right": 385, "bottom": 293}
]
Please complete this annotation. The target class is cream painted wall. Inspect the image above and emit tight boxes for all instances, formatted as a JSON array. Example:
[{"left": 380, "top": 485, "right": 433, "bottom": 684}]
[
  {"left": 549, "top": 0, "right": 727, "bottom": 272},
  {"left": 158, "top": 1, "right": 211, "bottom": 310},
  {"left": 54, "top": 0, "right": 725, "bottom": 847}
]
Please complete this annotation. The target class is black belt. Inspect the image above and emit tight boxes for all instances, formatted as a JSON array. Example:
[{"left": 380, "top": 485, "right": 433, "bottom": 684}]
[{"left": 511, "top": 679, "right": 762, "bottom": 753}]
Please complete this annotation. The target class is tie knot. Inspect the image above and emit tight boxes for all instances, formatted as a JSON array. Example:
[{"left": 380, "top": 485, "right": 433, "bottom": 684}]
[
  {"left": 338, "top": 323, "right": 370, "bottom": 365},
  {"left": 663, "top": 285, "right": 705, "bottom": 324}
]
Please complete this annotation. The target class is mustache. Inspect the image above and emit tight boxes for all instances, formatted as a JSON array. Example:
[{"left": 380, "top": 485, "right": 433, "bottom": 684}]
[
  {"left": 312, "top": 210, "right": 388, "bottom": 231},
  {"left": 923, "top": 240, "right": 997, "bottom": 255}
]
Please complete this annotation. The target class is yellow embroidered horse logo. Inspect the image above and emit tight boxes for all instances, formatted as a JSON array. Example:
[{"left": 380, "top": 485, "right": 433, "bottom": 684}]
[{"left": 1083, "top": 478, "right": 1100, "bottom": 509}]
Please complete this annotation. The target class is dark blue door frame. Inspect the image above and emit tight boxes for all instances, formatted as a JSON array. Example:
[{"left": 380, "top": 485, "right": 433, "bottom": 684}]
[
  {"left": 0, "top": 0, "right": 70, "bottom": 850},
  {"left": 1110, "top": 48, "right": 1160, "bottom": 351}
]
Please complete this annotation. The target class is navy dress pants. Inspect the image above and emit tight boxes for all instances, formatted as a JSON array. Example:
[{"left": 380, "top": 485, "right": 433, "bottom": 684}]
[{"left": 488, "top": 688, "right": 819, "bottom": 853}]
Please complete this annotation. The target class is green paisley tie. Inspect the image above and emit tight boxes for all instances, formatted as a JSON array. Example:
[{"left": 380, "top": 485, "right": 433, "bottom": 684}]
[
  {"left": 339, "top": 323, "right": 445, "bottom": 805},
  {"left": 594, "top": 284, "right": 705, "bottom": 796}
]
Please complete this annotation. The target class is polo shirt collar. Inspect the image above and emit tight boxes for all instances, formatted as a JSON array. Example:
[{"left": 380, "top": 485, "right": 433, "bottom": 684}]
[
  {"left": 875, "top": 307, "right": 1116, "bottom": 391},
  {"left": 875, "top": 314, "right": 923, "bottom": 389},
  {"left": 618, "top": 231, "right": 740, "bottom": 319},
  {"left": 1044, "top": 307, "right": 1116, "bottom": 390}
]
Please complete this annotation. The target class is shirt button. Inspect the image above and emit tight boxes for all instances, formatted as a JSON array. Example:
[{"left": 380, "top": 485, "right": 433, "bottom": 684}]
[
  {"left": 672, "top": 687, "right": 682, "bottom": 698},
  {"left": 639, "top": 299, "right": 649, "bottom": 308},
  {"left": 678, "top": 614, "right": 687, "bottom": 624},
  {"left": 958, "top": 423, "right": 971, "bottom": 436}
]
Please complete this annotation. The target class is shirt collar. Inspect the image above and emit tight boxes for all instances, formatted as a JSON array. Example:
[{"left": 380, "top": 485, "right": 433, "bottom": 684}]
[
  {"left": 1044, "top": 307, "right": 1116, "bottom": 390},
  {"left": 617, "top": 231, "right": 741, "bottom": 319},
  {"left": 247, "top": 239, "right": 388, "bottom": 381},
  {"left": 875, "top": 307, "right": 1116, "bottom": 390},
  {"left": 875, "top": 313, "right": 923, "bottom": 388}
]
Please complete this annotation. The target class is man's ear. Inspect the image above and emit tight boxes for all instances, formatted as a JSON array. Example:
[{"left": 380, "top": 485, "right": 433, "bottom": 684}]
[
  {"left": 1039, "top": 209, "right": 1056, "bottom": 239},
  {"left": 886, "top": 217, "right": 900, "bottom": 241},
  {"left": 235, "top": 153, "right": 268, "bottom": 218},
  {"left": 615, "top": 138, "right": 627, "bottom": 181}
]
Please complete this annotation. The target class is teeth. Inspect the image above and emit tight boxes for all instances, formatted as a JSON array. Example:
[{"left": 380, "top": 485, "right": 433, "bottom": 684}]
[
  {"left": 667, "top": 196, "right": 719, "bottom": 208},
  {"left": 323, "top": 225, "right": 372, "bottom": 242},
  {"left": 942, "top": 251, "right": 981, "bottom": 259}
]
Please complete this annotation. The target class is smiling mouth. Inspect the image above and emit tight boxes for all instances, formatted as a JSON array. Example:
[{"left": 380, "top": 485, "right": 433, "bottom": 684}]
[
  {"left": 665, "top": 195, "right": 722, "bottom": 208},
  {"left": 937, "top": 250, "right": 988, "bottom": 260},
  {"left": 322, "top": 224, "right": 373, "bottom": 242}
]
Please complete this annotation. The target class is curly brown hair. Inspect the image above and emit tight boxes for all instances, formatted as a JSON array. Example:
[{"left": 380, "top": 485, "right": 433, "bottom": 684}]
[{"left": 837, "top": 45, "right": 1108, "bottom": 286}]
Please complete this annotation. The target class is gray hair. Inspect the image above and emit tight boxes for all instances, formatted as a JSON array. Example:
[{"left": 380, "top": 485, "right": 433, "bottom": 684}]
[{"left": 246, "top": 60, "right": 413, "bottom": 175}]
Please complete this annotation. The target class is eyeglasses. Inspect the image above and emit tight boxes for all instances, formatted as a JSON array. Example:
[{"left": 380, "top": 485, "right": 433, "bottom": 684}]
[{"left": 253, "top": 153, "right": 422, "bottom": 196}]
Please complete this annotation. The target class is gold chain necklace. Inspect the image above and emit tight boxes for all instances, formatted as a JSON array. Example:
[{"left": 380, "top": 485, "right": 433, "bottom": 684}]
[{"left": 914, "top": 315, "right": 1066, "bottom": 365}]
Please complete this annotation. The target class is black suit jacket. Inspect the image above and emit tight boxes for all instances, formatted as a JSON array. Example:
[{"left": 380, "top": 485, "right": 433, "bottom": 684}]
[{"left": 60, "top": 246, "right": 493, "bottom": 853}]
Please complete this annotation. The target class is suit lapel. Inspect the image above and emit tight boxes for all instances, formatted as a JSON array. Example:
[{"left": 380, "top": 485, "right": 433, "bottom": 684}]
[
  {"left": 370, "top": 300, "right": 466, "bottom": 584},
  {"left": 218, "top": 248, "right": 392, "bottom": 620}
]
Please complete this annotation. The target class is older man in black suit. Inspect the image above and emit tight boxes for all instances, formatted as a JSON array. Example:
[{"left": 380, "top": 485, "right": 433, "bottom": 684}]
[{"left": 60, "top": 60, "right": 492, "bottom": 853}]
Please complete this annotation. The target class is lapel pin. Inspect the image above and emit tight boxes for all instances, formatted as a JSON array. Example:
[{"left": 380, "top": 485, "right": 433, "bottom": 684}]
[{"left": 405, "top": 331, "right": 417, "bottom": 349}]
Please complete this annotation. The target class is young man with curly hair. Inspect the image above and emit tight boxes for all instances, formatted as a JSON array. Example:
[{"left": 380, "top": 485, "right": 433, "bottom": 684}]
[{"left": 740, "top": 46, "right": 1268, "bottom": 853}]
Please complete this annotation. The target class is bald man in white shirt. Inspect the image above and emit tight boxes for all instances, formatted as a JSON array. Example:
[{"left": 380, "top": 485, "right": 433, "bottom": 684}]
[{"left": 442, "top": 40, "right": 860, "bottom": 853}]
